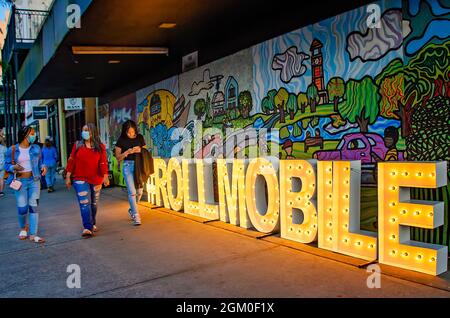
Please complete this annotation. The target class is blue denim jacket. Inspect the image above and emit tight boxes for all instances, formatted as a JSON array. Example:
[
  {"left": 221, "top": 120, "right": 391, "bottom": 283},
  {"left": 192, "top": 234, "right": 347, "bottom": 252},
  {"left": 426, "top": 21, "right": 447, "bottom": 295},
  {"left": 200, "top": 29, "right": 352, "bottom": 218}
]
[{"left": 4, "top": 144, "right": 45, "bottom": 184}]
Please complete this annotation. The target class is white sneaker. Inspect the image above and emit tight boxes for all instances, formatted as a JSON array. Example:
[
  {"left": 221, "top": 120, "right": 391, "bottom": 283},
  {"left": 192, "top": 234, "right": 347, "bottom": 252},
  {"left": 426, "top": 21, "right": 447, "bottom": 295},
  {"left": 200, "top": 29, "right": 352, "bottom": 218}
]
[{"left": 133, "top": 214, "right": 142, "bottom": 226}]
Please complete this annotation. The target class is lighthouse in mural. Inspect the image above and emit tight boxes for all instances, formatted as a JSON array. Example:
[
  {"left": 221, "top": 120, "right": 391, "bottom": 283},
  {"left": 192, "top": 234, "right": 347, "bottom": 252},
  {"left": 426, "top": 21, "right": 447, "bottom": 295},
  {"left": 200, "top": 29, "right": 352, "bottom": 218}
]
[{"left": 310, "top": 39, "right": 328, "bottom": 104}]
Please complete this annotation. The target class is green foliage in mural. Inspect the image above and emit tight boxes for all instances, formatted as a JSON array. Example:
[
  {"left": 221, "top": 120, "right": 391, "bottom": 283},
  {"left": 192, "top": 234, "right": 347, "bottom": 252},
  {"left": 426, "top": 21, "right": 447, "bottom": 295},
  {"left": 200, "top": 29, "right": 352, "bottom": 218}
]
[
  {"left": 306, "top": 83, "right": 319, "bottom": 112},
  {"left": 301, "top": 118, "right": 309, "bottom": 130},
  {"left": 286, "top": 93, "right": 298, "bottom": 120},
  {"left": 194, "top": 98, "right": 207, "bottom": 120},
  {"left": 407, "top": 96, "right": 450, "bottom": 162},
  {"left": 293, "top": 122, "right": 302, "bottom": 137},
  {"left": 297, "top": 93, "right": 308, "bottom": 113},
  {"left": 238, "top": 90, "right": 253, "bottom": 119},
  {"left": 262, "top": 89, "right": 277, "bottom": 114},
  {"left": 338, "top": 76, "right": 380, "bottom": 132},
  {"left": 280, "top": 126, "right": 290, "bottom": 139},
  {"left": 326, "top": 77, "right": 345, "bottom": 112},
  {"left": 375, "top": 42, "right": 450, "bottom": 137},
  {"left": 275, "top": 87, "right": 289, "bottom": 123}
]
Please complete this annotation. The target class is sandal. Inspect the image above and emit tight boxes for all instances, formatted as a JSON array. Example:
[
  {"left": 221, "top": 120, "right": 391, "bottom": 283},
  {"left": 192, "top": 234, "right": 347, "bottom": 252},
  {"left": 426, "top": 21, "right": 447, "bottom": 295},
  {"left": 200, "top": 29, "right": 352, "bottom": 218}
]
[
  {"left": 93, "top": 225, "right": 98, "bottom": 232},
  {"left": 30, "top": 236, "right": 45, "bottom": 243},
  {"left": 19, "top": 230, "right": 28, "bottom": 240},
  {"left": 81, "top": 229, "right": 93, "bottom": 238}
]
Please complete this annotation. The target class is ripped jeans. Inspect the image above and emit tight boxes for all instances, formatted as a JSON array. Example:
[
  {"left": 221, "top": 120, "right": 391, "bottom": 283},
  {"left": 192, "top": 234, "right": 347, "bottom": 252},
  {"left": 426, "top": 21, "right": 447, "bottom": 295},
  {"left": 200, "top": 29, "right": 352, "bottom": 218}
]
[
  {"left": 73, "top": 180, "right": 101, "bottom": 231},
  {"left": 14, "top": 177, "right": 40, "bottom": 235},
  {"left": 123, "top": 160, "right": 143, "bottom": 217}
]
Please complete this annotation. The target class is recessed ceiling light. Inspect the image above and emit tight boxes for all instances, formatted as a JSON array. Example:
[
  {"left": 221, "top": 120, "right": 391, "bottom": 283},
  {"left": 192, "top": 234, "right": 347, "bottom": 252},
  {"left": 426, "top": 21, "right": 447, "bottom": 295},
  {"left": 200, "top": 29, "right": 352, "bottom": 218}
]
[
  {"left": 108, "top": 60, "right": 121, "bottom": 64},
  {"left": 85, "top": 76, "right": 95, "bottom": 80},
  {"left": 72, "top": 46, "right": 169, "bottom": 55},
  {"left": 158, "top": 22, "right": 176, "bottom": 29}
]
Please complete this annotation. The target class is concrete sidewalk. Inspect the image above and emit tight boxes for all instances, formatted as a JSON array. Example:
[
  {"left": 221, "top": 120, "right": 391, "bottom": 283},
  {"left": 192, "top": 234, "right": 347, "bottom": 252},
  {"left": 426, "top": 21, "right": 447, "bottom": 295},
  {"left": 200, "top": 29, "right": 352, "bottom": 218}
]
[{"left": 0, "top": 180, "right": 449, "bottom": 298}]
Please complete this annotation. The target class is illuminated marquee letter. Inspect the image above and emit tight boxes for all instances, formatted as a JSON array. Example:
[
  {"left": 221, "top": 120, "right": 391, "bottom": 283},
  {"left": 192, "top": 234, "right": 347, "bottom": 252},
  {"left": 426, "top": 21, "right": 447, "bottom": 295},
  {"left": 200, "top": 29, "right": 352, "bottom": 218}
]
[
  {"left": 166, "top": 157, "right": 184, "bottom": 211},
  {"left": 217, "top": 159, "right": 251, "bottom": 228},
  {"left": 245, "top": 157, "right": 280, "bottom": 233},
  {"left": 196, "top": 159, "right": 220, "bottom": 220},
  {"left": 147, "top": 174, "right": 156, "bottom": 205},
  {"left": 153, "top": 158, "right": 170, "bottom": 209},
  {"left": 182, "top": 159, "right": 201, "bottom": 217},
  {"left": 333, "top": 161, "right": 377, "bottom": 261},
  {"left": 378, "top": 162, "right": 447, "bottom": 275},
  {"left": 280, "top": 160, "right": 318, "bottom": 243},
  {"left": 317, "top": 161, "right": 334, "bottom": 250}
]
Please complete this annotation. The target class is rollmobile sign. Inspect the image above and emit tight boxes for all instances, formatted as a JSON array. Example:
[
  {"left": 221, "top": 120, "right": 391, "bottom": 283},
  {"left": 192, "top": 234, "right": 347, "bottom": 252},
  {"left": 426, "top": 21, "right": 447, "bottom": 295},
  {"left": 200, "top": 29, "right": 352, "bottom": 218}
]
[{"left": 148, "top": 157, "right": 448, "bottom": 276}]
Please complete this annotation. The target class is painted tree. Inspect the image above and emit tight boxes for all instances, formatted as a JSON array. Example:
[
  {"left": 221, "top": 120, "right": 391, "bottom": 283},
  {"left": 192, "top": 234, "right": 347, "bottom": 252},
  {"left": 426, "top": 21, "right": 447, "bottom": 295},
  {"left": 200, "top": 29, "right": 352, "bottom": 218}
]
[
  {"left": 286, "top": 93, "right": 298, "bottom": 120},
  {"left": 326, "top": 77, "right": 345, "bottom": 112},
  {"left": 204, "top": 93, "right": 213, "bottom": 126},
  {"left": 261, "top": 89, "right": 277, "bottom": 114},
  {"left": 375, "top": 41, "right": 450, "bottom": 137},
  {"left": 238, "top": 90, "right": 253, "bottom": 119},
  {"left": 194, "top": 98, "right": 206, "bottom": 120},
  {"left": 306, "top": 83, "right": 319, "bottom": 113},
  {"left": 375, "top": 58, "right": 411, "bottom": 137},
  {"left": 274, "top": 87, "right": 289, "bottom": 123},
  {"left": 297, "top": 93, "right": 308, "bottom": 113},
  {"left": 338, "top": 76, "right": 380, "bottom": 133},
  {"left": 378, "top": 73, "right": 404, "bottom": 116}
]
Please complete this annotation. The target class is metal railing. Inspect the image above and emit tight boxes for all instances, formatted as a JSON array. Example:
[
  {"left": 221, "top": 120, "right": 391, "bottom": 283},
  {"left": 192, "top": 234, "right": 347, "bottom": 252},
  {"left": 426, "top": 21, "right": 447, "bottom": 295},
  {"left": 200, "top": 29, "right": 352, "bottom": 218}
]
[{"left": 2, "top": 6, "right": 49, "bottom": 66}]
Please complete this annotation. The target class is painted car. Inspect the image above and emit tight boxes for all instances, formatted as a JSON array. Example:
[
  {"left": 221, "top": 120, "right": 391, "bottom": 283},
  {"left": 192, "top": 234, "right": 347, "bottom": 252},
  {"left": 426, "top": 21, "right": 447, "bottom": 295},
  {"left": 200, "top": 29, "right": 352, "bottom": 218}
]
[{"left": 313, "top": 133, "right": 403, "bottom": 163}]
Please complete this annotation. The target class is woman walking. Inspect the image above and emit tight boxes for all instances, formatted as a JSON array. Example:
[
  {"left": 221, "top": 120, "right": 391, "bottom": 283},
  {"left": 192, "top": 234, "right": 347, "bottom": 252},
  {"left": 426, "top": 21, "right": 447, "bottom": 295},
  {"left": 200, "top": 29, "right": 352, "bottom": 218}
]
[
  {"left": 4, "top": 127, "right": 47, "bottom": 243},
  {"left": 42, "top": 136, "right": 58, "bottom": 193},
  {"left": 115, "top": 120, "right": 146, "bottom": 226},
  {"left": 0, "top": 135, "right": 6, "bottom": 197},
  {"left": 65, "top": 123, "right": 109, "bottom": 237}
]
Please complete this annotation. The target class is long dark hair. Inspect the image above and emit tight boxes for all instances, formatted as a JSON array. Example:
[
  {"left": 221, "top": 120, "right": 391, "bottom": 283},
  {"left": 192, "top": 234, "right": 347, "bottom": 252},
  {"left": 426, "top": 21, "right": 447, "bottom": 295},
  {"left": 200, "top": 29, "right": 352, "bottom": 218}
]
[
  {"left": 120, "top": 120, "right": 139, "bottom": 139},
  {"left": 18, "top": 126, "right": 33, "bottom": 144},
  {"left": 84, "top": 123, "right": 102, "bottom": 153}
]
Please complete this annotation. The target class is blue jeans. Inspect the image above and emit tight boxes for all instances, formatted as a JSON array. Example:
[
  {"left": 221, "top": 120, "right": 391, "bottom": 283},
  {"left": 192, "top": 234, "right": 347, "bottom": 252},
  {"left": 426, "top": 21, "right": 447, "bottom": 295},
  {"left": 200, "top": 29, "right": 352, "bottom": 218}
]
[
  {"left": 123, "top": 160, "right": 143, "bottom": 217},
  {"left": 14, "top": 177, "right": 40, "bottom": 235},
  {"left": 45, "top": 164, "right": 56, "bottom": 187},
  {"left": 73, "top": 180, "right": 101, "bottom": 231}
]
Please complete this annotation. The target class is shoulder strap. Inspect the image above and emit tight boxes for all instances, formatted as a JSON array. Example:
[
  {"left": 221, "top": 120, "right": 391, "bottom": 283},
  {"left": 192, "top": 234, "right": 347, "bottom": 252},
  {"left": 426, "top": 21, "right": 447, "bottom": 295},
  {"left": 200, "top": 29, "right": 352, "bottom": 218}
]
[
  {"left": 75, "top": 140, "right": 83, "bottom": 153},
  {"left": 11, "top": 144, "right": 15, "bottom": 165}
]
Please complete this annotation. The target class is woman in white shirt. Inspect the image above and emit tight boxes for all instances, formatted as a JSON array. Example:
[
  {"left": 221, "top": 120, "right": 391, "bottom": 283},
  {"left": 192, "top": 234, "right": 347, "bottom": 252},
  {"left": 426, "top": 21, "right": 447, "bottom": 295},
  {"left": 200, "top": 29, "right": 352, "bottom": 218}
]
[{"left": 4, "top": 127, "right": 47, "bottom": 243}]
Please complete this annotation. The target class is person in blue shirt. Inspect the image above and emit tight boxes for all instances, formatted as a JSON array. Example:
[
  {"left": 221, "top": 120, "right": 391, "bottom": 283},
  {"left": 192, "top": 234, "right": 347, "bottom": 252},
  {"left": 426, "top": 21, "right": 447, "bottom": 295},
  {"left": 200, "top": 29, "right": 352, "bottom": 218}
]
[
  {"left": 42, "top": 136, "right": 58, "bottom": 193},
  {"left": 5, "top": 126, "right": 47, "bottom": 243}
]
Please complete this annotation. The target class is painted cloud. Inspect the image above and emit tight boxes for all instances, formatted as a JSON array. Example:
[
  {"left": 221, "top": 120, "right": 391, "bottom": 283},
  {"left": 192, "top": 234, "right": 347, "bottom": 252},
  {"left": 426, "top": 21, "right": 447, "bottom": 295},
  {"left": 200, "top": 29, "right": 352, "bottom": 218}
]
[
  {"left": 272, "top": 46, "right": 310, "bottom": 83},
  {"left": 346, "top": 9, "right": 410, "bottom": 62},
  {"left": 188, "top": 69, "right": 214, "bottom": 96}
]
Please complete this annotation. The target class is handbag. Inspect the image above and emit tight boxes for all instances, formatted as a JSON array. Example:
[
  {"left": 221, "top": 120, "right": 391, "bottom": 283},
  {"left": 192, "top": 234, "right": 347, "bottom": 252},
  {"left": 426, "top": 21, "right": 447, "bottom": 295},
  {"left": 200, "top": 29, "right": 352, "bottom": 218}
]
[{"left": 8, "top": 145, "right": 22, "bottom": 191}]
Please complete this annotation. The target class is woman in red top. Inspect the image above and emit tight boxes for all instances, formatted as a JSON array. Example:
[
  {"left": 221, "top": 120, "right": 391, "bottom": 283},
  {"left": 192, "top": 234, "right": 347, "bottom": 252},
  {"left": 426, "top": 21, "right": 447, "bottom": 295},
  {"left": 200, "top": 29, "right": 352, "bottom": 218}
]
[{"left": 65, "top": 123, "right": 109, "bottom": 237}]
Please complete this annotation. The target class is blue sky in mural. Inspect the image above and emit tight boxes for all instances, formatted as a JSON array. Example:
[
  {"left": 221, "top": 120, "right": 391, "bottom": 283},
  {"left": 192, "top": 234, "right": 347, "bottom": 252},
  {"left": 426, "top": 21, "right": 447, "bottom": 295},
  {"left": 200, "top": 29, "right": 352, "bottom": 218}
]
[
  {"left": 252, "top": 0, "right": 403, "bottom": 110},
  {"left": 0, "top": 5, "right": 9, "bottom": 20}
]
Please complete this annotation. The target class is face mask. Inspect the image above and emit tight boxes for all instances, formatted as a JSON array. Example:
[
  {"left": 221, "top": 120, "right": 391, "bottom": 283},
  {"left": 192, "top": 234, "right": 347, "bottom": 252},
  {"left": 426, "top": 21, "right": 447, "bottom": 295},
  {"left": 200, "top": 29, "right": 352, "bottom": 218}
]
[
  {"left": 28, "top": 134, "right": 36, "bottom": 144},
  {"left": 81, "top": 131, "right": 90, "bottom": 140}
]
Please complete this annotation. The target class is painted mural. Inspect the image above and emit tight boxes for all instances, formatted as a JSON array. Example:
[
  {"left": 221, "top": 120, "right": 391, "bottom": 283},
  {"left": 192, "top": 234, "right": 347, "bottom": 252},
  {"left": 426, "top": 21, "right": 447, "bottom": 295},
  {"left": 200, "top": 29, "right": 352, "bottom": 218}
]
[
  {"left": 136, "top": 76, "right": 179, "bottom": 158},
  {"left": 100, "top": 0, "right": 450, "bottom": 248},
  {"left": 401, "top": 0, "right": 450, "bottom": 247},
  {"left": 98, "top": 103, "right": 110, "bottom": 167},
  {"left": 108, "top": 93, "right": 136, "bottom": 186},
  {"left": 178, "top": 49, "right": 255, "bottom": 159}
]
